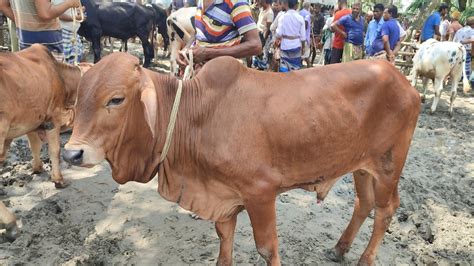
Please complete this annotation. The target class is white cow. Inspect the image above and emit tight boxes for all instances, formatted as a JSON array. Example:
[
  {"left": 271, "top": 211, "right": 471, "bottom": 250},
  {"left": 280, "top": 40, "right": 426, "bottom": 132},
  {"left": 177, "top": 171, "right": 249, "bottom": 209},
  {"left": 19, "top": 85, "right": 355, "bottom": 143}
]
[
  {"left": 411, "top": 39, "right": 471, "bottom": 115},
  {"left": 166, "top": 7, "right": 196, "bottom": 76}
]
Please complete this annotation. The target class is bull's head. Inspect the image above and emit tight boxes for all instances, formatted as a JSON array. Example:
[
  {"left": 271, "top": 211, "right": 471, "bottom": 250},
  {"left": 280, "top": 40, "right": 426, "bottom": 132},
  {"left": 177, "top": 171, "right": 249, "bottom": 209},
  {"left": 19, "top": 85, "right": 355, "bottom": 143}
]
[{"left": 63, "top": 53, "right": 159, "bottom": 184}]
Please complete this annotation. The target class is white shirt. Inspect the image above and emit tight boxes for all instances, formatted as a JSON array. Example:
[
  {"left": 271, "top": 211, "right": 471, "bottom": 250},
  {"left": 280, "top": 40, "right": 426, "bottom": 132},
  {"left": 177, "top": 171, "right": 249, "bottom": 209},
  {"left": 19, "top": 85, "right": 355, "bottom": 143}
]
[
  {"left": 53, "top": 0, "right": 80, "bottom": 32},
  {"left": 270, "top": 10, "right": 285, "bottom": 34},
  {"left": 454, "top": 26, "right": 474, "bottom": 51},
  {"left": 276, "top": 9, "right": 305, "bottom": 50},
  {"left": 322, "top": 16, "right": 333, "bottom": 50}
]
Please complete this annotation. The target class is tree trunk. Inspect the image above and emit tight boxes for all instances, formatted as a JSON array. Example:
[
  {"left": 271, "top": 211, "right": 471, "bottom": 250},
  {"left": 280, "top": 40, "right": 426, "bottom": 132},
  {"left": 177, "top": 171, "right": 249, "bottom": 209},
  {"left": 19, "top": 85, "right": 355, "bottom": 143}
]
[{"left": 458, "top": 0, "right": 467, "bottom": 12}]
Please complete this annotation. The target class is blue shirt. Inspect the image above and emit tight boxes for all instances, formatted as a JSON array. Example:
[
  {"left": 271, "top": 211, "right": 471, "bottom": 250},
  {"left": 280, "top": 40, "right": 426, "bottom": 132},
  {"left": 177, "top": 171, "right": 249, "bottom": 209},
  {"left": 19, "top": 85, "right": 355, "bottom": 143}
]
[
  {"left": 365, "top": 18, "right": 384, "bottom": 54},
  {"left": 371, "top": 18, "right": 400, "bottom": 55},
  {"left": 337, "top": 14, "right": 365, "bottom": 45},
  {"left": 421, "top": 12, "right": 441, "bottom": 41}
]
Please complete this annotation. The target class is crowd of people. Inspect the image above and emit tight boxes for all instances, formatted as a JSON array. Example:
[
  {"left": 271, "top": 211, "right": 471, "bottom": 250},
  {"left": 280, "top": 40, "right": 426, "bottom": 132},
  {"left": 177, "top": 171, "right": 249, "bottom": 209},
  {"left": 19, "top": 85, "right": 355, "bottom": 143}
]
[
  {"left": 246, "top": 0, "right": 410, "bottom": 72},
  {"left": 0, "top": 0, "right": 472, "bottom": 81}
]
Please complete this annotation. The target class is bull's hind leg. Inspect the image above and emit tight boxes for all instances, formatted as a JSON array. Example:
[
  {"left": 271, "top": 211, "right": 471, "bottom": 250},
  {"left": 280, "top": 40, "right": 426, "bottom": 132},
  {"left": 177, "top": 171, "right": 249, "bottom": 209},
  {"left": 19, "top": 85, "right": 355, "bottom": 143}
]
[
  {"left": 449, "top": 72, "right": 461, "bottom": 116},
  {"left": 27, "top": 132, "right": 44, "bottom": 173},
  {"left": 0, "top": 116, "right": 11, "bottom": 163},
  {"left": 245, "top": 195, "right": 280, "bottom": 265},
  {"left": 421, "top": 77, "right": 429, "bottom": 103},
  {"left": 430, "top": 77, "right": 444, "bottom": 114},
  {"left": 332, "top": 170, "right": 375, "bottom": 260},
  {"left": 358, "top": 146, "right": 409, "bottom": 265}
]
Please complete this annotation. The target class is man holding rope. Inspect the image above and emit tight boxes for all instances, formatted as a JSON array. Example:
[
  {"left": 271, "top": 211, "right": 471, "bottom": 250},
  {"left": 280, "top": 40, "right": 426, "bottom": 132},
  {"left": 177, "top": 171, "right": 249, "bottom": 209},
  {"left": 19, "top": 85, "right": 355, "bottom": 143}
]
[
  {"left": 0, "top": 0, "right": 81, "bottom": 61},
  {"left": 176, "top": 0, "right": 262, "bottom": 73}
]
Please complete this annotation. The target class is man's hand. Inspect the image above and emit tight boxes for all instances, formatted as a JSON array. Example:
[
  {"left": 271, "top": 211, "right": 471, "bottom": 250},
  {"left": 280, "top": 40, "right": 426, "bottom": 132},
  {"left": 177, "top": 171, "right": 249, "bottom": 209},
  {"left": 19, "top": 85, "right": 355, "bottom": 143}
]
[
  {"left": 66, "top": 0, "right": 81, "bottom": 8},
  {"left": 341, "top": 32, "right": 347, "bottom": 39},
  {"left": 386, "top": 51, "right": 395, "bottom": 62},
  {"left": 191, "top": 45, "right": 208, "bottom": 64}
]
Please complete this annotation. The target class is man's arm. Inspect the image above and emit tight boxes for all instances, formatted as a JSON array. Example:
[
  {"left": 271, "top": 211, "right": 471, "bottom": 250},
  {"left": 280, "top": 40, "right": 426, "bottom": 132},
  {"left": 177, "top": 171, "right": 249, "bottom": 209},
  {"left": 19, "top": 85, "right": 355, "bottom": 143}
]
[
  {"left": 191, "top": 29, "right": 262, "bottom": 63},
  {"left": 0, "top": 0, "right": 15, "bottom": 21},
  {"left": 331, "top": 20, "right": 347, "bottom": 39},
  {"left": 35, "top": 0, "right": 80, "bottom": 21},
  {"left": 382, "top": 35, "right": 394, "bottom": 61}
]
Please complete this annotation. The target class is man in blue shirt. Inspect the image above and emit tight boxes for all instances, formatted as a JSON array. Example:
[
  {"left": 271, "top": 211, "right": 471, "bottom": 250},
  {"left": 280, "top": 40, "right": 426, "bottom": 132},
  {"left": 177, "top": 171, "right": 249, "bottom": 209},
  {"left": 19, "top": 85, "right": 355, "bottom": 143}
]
[
  {"left": 421, "top": 3, "right": 448, "bottom": 42},
  {"left": 331, "top": 2, "right": 364, "bottom": 62},
  {"left": 365, "top": 3, "right": 384, "bottom": 55},
  {"left": 369, "top": 5, "right": 400, "bottom": 63}
]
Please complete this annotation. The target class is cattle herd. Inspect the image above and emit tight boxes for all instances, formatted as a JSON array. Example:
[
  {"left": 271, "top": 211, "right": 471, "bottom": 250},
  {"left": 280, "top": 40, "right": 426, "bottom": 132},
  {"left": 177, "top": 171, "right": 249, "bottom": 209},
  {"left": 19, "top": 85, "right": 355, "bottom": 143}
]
[{"left": 0, "top": 1, "right": 472, "bottom": 265}]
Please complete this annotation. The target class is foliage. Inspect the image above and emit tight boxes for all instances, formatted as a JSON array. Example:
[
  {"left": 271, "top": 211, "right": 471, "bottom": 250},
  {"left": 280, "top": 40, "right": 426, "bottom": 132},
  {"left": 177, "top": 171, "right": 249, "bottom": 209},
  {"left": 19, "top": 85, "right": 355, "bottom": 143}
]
[{"left": 460, "top": 6, "right": 474, "bottom": 24}]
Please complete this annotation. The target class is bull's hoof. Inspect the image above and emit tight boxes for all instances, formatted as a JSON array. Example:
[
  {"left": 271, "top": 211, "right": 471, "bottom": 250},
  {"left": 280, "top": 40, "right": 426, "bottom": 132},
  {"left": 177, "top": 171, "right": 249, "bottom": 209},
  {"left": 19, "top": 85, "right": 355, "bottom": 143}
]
[
  {"left": 358, "top": 255, "right": 375, "bottom": 266},
  {"left": 32, "top": 164, "right": 44, "bottom": 174},
  {"left": 5, "top": 223, "right": 18, "bottom": 242},
  {"left": 420, "top": 97, "right": 426, "bottom": 104},
  {"left": 53, "top": 180, "right": 69, "bottom": 189},
  {"left": 0, "top": 222, "right": 18, "bottom": 243},
  {"left": 324, "top": 248, "right": 344, "bottom": 262}
]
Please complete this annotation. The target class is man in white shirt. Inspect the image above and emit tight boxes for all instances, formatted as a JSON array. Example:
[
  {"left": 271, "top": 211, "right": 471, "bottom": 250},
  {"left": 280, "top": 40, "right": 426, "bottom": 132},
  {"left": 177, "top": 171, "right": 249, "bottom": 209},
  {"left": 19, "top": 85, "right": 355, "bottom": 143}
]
[
  {"left": 454, "top": 16, "right": 474, "bottom": 87},
  {"left": 54, "top": 0, "right": 84, "bottom": 64},
  {"left": 275, "top": 0, "right": 305, "bottom": 72}
]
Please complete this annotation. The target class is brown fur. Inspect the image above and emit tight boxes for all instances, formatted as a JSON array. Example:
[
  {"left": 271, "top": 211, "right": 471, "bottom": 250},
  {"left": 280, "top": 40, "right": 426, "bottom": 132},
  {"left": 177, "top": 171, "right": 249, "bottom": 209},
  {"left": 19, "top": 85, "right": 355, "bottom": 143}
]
[
  {"left": 65, "top": 53, "right": 420, "bottom": 265},
  {"left": 0, "top": 45, "right": 83, "bottom": 234}
]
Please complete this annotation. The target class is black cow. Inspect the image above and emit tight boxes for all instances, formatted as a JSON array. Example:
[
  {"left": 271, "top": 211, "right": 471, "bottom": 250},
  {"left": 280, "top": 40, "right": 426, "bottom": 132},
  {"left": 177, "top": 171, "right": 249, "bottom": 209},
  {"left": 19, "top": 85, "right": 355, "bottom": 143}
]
[{"left": 79, "top": 1, "right": 168, "bottom": 67}]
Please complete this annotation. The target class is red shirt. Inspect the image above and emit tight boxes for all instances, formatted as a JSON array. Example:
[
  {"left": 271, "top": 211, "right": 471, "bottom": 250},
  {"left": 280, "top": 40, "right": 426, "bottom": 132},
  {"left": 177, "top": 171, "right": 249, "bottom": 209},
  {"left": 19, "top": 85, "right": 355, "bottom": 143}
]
[{"left": 332, "top": 8, "right": 351, "bottom": 49}]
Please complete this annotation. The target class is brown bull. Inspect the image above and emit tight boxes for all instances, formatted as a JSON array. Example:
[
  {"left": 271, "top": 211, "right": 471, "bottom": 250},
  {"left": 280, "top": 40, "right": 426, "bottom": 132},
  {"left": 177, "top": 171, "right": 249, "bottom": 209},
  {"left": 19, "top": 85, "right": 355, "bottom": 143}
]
[
  {"left": 64, "top": 53, "right": 420, "bottom": 265},
  {"left": 0, "top": 44, "right": 84, "bottom": 241}
]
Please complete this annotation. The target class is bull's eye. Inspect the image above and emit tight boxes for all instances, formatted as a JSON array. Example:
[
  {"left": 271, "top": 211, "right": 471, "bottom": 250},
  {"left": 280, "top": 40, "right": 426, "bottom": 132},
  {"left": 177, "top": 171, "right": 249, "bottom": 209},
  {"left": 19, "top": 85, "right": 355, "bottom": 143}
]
[{"left": 106, "top": 97, "right": 125, "bottom": 107}]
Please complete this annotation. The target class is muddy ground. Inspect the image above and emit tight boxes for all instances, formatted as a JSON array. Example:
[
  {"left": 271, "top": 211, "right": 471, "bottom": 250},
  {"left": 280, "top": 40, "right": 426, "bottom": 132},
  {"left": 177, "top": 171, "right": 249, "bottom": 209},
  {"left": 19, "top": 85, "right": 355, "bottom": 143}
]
[{"left": 0, "top": 43, "right": 473, "bottom": 265}]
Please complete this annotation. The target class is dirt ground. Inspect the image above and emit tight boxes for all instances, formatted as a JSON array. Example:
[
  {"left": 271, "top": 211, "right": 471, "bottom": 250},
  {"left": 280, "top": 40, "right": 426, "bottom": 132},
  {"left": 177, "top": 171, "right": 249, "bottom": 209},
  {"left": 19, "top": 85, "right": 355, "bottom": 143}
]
[{"left": 0, "top": 43, "right": 473, "bottom": 265}]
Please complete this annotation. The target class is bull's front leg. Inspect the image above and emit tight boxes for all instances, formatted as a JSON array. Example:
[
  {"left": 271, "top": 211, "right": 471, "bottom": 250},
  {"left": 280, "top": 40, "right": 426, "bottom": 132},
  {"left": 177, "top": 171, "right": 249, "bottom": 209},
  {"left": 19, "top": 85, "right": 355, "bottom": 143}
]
[
  {"left": 430, "top": 77, "right": 444, "bottom": 114},
  {"left": 45, "top": 125, "right": 66, "bottom": 188},
  {"left": 0, "top": 201, "right": 18, "bottom": 242},
  {"left": 0, "top": 115, "right": 11, "bottom": 162},
  {"left": 27, "top": 132, "right": 44, "bottom": 173},
  {"left": 215, "top": 212, "right": 239, "bottom": 266},
  {"left": 245, "top": 195, "right": 281, "bottom": 265}
]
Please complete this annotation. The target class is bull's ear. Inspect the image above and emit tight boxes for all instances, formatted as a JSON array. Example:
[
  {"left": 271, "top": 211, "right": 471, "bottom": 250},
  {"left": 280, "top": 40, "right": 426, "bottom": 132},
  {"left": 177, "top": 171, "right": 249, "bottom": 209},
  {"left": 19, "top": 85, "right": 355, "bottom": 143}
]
[{"left": 139, "top": 68, "right": 157, "bottom": 138}]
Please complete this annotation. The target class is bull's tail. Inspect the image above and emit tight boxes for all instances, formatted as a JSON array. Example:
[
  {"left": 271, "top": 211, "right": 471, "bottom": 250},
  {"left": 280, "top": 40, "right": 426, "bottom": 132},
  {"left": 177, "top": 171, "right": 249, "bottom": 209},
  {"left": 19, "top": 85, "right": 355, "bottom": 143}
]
[{"left": 460, "top": 45, "right": 472, "bottom": 93}]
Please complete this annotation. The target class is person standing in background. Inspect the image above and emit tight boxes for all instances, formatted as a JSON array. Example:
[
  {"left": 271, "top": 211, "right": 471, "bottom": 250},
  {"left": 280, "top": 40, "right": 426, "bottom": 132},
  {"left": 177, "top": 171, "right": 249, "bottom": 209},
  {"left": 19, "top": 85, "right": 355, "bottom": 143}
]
[
  {"left": 329, "top": 0, "right": 350, "bottom": 64},
  {"left": 299, "top": 1, "right": 311, "bottom": 67},
  {"left": 0, "top": 0, "right": 81, "bottom": 61},
  {"left": 448, "top": 11, "right": 463, "bottom": 41},
  {"left": 453, "top": 16, "right": 474, "bottom": 88},
  {"left": 54, "top": 0, "right": 84, "bottom": 64},
  {"left": 421, "top": 3, "right": 448, "bottom": 42},
  {"left": 275, "top": 0, "right": 305, "bottom": 72},
  {"left": 365, "top": 3, "right": 384, "bottom": 56},
  {"left": 321, "top": 6, "right": 333, "bottom": 64},
  {"left": 331, "top": 2, "right": 363, "bottom": 62}
]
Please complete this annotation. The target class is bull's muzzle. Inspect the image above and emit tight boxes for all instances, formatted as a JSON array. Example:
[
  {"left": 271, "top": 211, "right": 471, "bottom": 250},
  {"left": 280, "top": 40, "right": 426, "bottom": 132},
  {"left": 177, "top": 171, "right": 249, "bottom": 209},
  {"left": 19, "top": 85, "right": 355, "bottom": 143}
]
[{"left": 63, "top": 149, "right": 84, "bottom": 165}]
